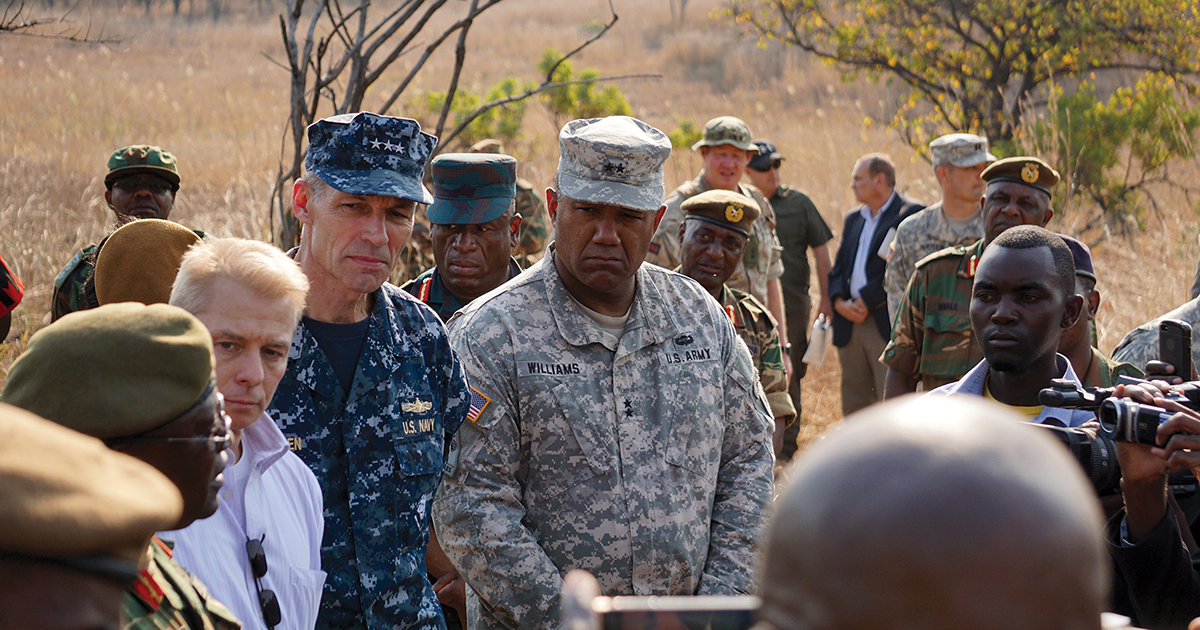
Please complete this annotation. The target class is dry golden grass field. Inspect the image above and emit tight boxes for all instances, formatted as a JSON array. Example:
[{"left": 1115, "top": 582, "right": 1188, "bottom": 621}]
[{"left": 2, "top": 0, "right": 1198, "bottom": 451}]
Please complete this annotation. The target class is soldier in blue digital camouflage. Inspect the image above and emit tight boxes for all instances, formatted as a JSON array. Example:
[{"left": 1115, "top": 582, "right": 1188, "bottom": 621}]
[
  {"left": 267, "top": 112, "right": 471, "bottom": 630},
  {"left": 433, "top": 115, "right": 775, "bottom": 630},
  {"left": 401, "top": 153, "right": 523, "bottom": 324},
  {"left": 51, "top": 145, "right": 195, "bottom": 321}
]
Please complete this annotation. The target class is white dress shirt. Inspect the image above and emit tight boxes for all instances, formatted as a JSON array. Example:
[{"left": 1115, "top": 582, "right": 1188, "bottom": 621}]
[
  {"left": 849, "top": 191, "right": 896, "bottom": 299},
  {"left": 163, "top": 412, "right": 326, "bottom": 630}
]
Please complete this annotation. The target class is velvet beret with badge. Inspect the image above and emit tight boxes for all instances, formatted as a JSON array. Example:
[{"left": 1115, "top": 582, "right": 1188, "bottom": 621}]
[
  {"left": 104, "top": 145, "right": 180, "bottom": 189},
  {"left": 0, "top": 402, "right": 182, "bottom": 580},
  {"left": 981, "top": 156, "right": 1060, "bottom": 195},
  {"left": 681, "top": 189, "right": 761, "bottom": 236},
  {"left": 0, "top": 302, "right": 215, "bottom": 440},
  {"left": 93, "top": 218, "right": 201, "bottom": 306}
]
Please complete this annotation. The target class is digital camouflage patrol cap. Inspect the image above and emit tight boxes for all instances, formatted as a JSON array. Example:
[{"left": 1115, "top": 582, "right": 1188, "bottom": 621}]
[
  {"left": 691, "top": 116, "right": 756, "bottom": 152},
  {"left": 682, "top": 189, "right": 760, "bottom": 236},
  {"left": 557, "top": 116, "right": 672, "bottom": 212},
  {"left": 105, "top": 145, "right": 180, "bottom": 189},
  {"left": 981, "top": 156, "right": 1060, "bottom": 196},
  {"left": 426, "top": 153, "right": 517, "bottom": 225},
  {"left": 305, "top": 112, "right": 438, "bottom": 204},
  {"left": 929, "top": 133, "right": 996, "bottom": 168},
  {"left": 0, "top": 402, "right": 182, "bottom": 580}
]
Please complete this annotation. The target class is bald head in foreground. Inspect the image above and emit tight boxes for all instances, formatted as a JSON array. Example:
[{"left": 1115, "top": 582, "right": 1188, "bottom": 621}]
[{"left": 758, "top": 395, "right": 1108, "bottom": 630}]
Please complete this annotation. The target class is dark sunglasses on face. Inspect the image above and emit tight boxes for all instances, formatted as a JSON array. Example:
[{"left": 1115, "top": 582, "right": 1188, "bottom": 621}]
[
  {"left": 749, "top": 159, "right": 782, "bottom": 173},
  {"left": 247, "top": 536, "right": 282, "bottom": 627},
  {"left": 113, "top": 178, "right": 173, "bottom": 193}
]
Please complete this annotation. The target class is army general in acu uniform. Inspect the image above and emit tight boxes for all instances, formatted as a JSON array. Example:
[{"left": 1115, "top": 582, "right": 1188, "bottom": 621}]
[
  {"left": 433, "top": 116, "right": 775, "bottom": 630},
  {"left": 269, "top": 112, "right": 470, "bottom": 630},
  {"left": 678, "top": 189, "right": 796, "bottom": 454},
  {"left": 401, "top": 153, "right": 523, "bottom": 323}
]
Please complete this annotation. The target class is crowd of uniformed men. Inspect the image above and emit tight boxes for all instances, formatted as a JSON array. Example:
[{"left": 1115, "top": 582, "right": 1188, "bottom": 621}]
[{"left": 4, "top": 109, "right": 1200, "bottom": 630}]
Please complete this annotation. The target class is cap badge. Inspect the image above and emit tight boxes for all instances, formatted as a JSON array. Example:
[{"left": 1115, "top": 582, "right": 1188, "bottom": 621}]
[
  {"left": 725, "top": 204, "right": 744, "bottom": 223},
  {"left": 1021, "top": 163, "right": 1039, "bottom": 183}
]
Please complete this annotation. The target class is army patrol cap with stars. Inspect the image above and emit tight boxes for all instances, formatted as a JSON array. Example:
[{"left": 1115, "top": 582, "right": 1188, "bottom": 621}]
[
  {"left": 305, "top": 111, "right": 439, "bottom": 204},
  {"left": 557, "top": 115, "right": 672, "bottom": 212},
  {"left": 426, "top": 153, "right": 517, "bottom": 225},
  {"left": 0, "top": 302, "right": 215, "bottom": 440},
  {"left": 981, "top": 156, "right": 1060, "bottom": 196},
  {"left": 0, "top": 402, "right": 182, "bottom": 581},
  {"left": 691, "top": 115, "right": 756, "bottom": 152},
  {"left": 682, "top": 189, "right": 761, "bottom": 236},
  {"left": 105, "top": 145, "right": 180, "bottom": 189}
]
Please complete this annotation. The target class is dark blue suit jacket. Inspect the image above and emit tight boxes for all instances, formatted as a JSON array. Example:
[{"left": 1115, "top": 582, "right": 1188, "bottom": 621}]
[{"left": 828, "top": 193, "right": 924, "bottom": 347}]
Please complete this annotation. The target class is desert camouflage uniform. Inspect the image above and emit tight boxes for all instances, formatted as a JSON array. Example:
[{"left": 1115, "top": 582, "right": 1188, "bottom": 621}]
[
  {"left": 646, "top": 175, "right": 783, "bottom": 305},
  {"left": 513, "top": 179, "right": 550, "bottom": 267},
  {"left": 268, "top": 284, "right": 470, "bottom": 630},
  {"left": 400, "top": 259, "right": 523, "bottom": 323},
  {"left": 719, "top": 286, "right": 795, "bottom": 426},
  {"left": 434, "top": 254, "right": 775, "bottom": 630},
  {"left": 1112, "top": 296, "right": 1200, "bottom": 373},
  {"left": 884, "top": 201, "right": 984, "bottom": 320},
  {"left": 123, "top": 537, "right": 241, "bottom": 630},
  {"left": 881, "top": 239, "right": 986, "bottom": 391}
]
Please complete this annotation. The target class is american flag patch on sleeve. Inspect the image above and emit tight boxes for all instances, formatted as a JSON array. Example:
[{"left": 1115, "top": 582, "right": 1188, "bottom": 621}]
[{"left": 467, "top": 385, "right": 491, "bottom": 423}]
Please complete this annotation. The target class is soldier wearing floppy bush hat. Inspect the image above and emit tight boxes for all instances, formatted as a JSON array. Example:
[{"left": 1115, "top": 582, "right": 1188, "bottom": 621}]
[
  {"left": 0, "top": 402, "right": 183, "bottom": 629},
  {"left": 0, "top": 302, "right": 241, "bottom": 630},
  {"left": 402, "top": 153, "right": 524, "bottom": 323},
  {"left": 648, "top": 115, "right": 789, "bottom": 367}
]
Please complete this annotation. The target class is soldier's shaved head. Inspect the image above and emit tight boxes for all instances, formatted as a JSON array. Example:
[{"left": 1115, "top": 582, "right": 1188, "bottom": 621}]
[{"left": 758, "top": 395, "right": 1107, "bottom": 630}]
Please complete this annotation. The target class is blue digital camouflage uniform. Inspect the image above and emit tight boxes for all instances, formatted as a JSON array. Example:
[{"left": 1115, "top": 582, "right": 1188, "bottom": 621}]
[
  {"left": 433, "top": 254, "right": 775, "bottom": 630},
  {"left": 268, "top": 284, "right": 470, "bottom": 630},
  {"left": 400, "top": 259, "right": 522, "bottom": 323}
]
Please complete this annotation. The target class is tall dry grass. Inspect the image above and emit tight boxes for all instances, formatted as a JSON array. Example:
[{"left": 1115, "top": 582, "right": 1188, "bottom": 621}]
[{"left": 2, "top": 0, "right": 1198, "bottom": 452}]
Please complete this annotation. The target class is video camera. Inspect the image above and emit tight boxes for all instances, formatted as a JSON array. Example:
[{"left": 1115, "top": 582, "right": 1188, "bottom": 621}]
[{"left": 1036, "top": 319, "right": 1200, "bottom": 496}]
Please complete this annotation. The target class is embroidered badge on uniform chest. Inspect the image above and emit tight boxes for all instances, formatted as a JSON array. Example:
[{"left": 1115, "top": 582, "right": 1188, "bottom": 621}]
[{"left": 402, "top": 399, "right": 433, "bottom": 414}]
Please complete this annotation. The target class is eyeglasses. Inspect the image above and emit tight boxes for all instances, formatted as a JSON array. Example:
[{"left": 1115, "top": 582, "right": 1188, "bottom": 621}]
[
  {"left": 113, "top": 177, "right": 172, "bottom": 193},
  {"left": 107, "top": 398, "right": 233, "bottom": 453},
  {"left": 749, "top": 159, "right": 782, "bottom": 173},
  {"left": 247, "top": 536, "right": 282, "bottom": 628}
]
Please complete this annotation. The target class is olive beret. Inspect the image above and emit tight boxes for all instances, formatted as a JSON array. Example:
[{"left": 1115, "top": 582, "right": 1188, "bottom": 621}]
[
  {"left": 0, "top": 403, "right": 182, "bottom": 574},
  {"left": 1, "top": 303, "right": 215, "bottom": 439},
  {"left": 981, "top": 156, "right": 1060, "bottom": 196},
  {"left": 93, "top": 219, "right": 201, "bottom": 307},
  {"left": 681, "top": 189, "right": 761, "bottom": 236}
]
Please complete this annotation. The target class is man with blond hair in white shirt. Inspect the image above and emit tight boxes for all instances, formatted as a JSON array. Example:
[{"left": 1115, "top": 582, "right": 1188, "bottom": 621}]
[{"left": 163, "top": 237, "right": 326, "bottom": 630}]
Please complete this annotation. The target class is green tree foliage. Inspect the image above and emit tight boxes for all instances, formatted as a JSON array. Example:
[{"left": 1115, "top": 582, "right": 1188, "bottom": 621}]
[
  {"left": 668, "top": 120, "right": 703, "bottom": 149},
  {"left": 726, "top": 0, "right": 1200, "bottom": 147},
  {"left": 537, "top": 48, "right": 632, "bottom": 124},
  {"left": 413, "top": 77, "right": 538, "bottom": 149},
  {"left": 1019, "top": 74, "right": 1200, "bottom": 231}
]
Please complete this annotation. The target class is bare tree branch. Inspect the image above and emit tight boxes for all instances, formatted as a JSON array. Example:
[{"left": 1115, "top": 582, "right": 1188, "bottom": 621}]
[{"left": 1, "top": 0, "right": 120, "bottom": 44}]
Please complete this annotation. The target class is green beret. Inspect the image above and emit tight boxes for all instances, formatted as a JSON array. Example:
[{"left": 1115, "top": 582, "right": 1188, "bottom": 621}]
[
  {"left": 981, "top": 156, "right": 1060, "bottom": 195},
  {"left": 426, "top": 153, "right": 518, "bottom": 225},
  {"left": 105, "top": 145, "right": 180, "bottom": 188},
  {"left": 681, "top": 189, "right": 761, "bottom": 236},
  {"left": 94, "top": 219, "right": 201, "bottom": 307},
  {"left": 1, "top": 303, "right": 215, "bottom": 440},
  {"left": 0, "top": 403, "right": 182, "bottom": 575}
]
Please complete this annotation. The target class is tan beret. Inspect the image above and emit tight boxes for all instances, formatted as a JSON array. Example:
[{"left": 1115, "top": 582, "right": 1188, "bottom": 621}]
[
  {"left": 94, "top": 219, "right": 201, "bottom": 306},
  {"left": 681, "top": 189, "right": 761, "bottom": 236},
  {"left": 981, "top": 156, "right": 1060, "bottom": 195},
  {"left": 1, "top": 303, "right": 215, "bottom": 439},
  {"left": 0, "top": 403, "right": 182, "bottom": 568}
]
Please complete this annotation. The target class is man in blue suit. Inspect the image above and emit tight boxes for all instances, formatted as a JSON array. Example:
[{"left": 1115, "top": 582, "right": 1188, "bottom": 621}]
[{"left": 828, "top": 153, "right": 923, "bottom": 416}]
